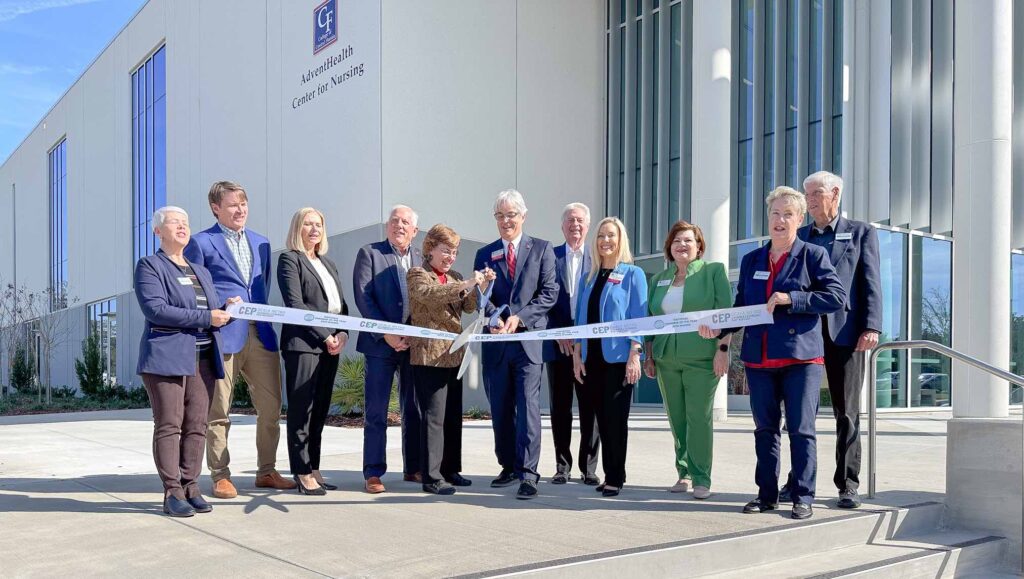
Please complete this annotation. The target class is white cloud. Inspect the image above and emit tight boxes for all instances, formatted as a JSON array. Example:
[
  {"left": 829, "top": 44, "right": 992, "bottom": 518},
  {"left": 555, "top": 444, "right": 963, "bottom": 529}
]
[
  {"left": 0, "top": 63, "right": 47, "bottom": 75},
  {"left": 0, "top": 0, "right": 103, "bottom": 23}
]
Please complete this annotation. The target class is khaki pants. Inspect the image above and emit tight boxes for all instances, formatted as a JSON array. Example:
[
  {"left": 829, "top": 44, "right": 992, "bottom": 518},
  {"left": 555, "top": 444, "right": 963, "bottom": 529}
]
[{"left": 206, "top": 323, "right": 283, "bottom": 481}]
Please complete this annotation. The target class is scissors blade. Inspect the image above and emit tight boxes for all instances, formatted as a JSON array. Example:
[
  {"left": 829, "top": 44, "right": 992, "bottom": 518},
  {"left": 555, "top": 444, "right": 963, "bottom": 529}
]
[
  {"left": 456, "top": 342, "right": 477, "bottom": 380},
  {"left": 449, "top": 315, "right": 484, "bottom": 354}
]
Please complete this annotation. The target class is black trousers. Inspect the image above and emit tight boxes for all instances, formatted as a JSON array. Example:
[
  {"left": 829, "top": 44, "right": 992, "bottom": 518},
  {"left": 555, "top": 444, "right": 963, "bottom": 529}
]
[
  {"left": 822, "top": 321, "right": 865, "bottom": 492},
  {"left": 589, "top": 349, "right": 632, "bottom": 488},
  {"left": 413, "top": 365, "right": 464, "bottom": 484},
  {"left": 283, "top": 351, "right": 340, "bottom": 476},
  {"left": 546, "top": 354, "right": 600, "bottom": 477}
]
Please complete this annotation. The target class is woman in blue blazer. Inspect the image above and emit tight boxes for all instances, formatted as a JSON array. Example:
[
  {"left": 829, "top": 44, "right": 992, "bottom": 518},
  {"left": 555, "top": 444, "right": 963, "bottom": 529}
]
[
  {"left": 134, "top": 206, "right": 237, "bottom": 517},
  {"left": 572, "top": 217, "right": 648, "bottom": 497},
  {"left": 702, "top": 187, "right": 846, "bottom": 520}
]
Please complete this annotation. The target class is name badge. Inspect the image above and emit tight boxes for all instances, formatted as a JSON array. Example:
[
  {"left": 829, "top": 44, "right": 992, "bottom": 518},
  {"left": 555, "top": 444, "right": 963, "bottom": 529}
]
[
  {"left": 753, "top": 271, "right": 770, "bottom": 281},
  {"left": 657, "top": 279, "right": 671, "bottom": 287},
  {"left": 491, "top": 249, "right": 505, "bottom": 261},
  {"left": 835, "top": 232, "right": 853, "bottom": 241},
  {"left": 608, "top": 272, "right": 625, "bottom": 285},
  {"left": 177, "top": 277, "right": 194, "bottom": 286}
]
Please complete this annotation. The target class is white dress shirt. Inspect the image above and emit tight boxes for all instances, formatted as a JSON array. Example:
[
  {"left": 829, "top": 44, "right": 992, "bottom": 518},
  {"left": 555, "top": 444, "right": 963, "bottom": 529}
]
[
  {"left": 307, "top": 256, "right": 342, "bottom": 314},
  {"left": 564, "top": 243, "right": 584, "bottom": 318}
]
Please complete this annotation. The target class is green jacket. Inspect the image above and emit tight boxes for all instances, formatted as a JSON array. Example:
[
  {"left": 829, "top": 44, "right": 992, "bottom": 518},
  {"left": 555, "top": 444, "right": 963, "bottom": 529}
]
[{"left": 646, "top": 259, "right": 732, "bottom": 361}]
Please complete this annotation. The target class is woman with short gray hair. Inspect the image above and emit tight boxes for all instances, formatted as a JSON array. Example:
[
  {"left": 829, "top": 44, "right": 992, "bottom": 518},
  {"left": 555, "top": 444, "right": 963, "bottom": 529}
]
[{"left": 135, "top": 206, "right": 237, "bottom": 517}]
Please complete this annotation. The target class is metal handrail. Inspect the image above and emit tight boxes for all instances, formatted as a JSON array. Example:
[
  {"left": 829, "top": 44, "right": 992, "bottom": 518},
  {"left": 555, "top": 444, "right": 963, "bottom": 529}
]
[{"left": 867, "top": 340, "right": 1024, "bottom": 571}]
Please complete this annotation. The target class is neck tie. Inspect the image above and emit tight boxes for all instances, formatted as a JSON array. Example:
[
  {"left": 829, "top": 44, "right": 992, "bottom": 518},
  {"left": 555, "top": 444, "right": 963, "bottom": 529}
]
[{"left": 507, "top": 241, "right": 517, "bottom": 280}]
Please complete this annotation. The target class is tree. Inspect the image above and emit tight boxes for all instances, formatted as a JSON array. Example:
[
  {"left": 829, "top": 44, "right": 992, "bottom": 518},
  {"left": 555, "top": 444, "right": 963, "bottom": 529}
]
[
  {"left": 0, "top": 281, "right": 32, "bottom": 397},
  {"left": 10, "top": 345, "right": 34, "bottom": 393},
  {"left": 75, "top": 333, "right": 105, "bottom": 398},
  {"left": 21, "top": 282, "right": 78, "bottom": 405}
]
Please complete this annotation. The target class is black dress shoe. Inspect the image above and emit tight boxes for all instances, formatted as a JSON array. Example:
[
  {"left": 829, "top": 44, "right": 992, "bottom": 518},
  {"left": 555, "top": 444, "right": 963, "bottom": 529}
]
[
  {"left": 583, "top": 475, "right": 601, "bottom": 486},
  {"left": 551, "top": 473, "right": 569, "bottom": 485},
  {"left": 595, "top": 483, "right": 606, "bottom": 492},
  {"left": 491, "top": 470, "right": 518, "bottom": 488},
  {"left": 318, "top": 481, "right": 338, "bottom": 491},
  {"left": 163, "top": 496, "right": 196, "bottom": 518},
  {"left": 792, "top": 502, "right": 813, "bottom": 519},
  {"left": 186, "top": 494, "right": 213, "bottom": 513},
  {"left": 778, "top": 485, "right": 793, "bottom": 503},
  {"left": 516, "top": 480, "right": 538, "bottom": 499},
  {"left": 602, "top": 486, "right": 621, "bottom": 497},
  {"left": 423, "top": 481, "right": 456, "bottom": 495},
  {"left": 742, "top": 498, "right": 778, "bottom": 514},
  {"left": 294, "top": 475, "right": 326, "bottom": 496},
  {"left": 837, "top": 489, "right": 861, "bottom": 509},
  {"left": 444, "top": 473, "right": 472, "bottom": 487}
]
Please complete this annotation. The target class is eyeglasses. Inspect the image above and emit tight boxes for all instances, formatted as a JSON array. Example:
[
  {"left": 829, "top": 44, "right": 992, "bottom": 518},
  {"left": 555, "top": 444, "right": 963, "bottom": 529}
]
[
  {"left": 493, "top": 212, "right": 520, "bottom": 222},
  {"left": 438, "top": 249, "right": 458, "bottom": 258}
]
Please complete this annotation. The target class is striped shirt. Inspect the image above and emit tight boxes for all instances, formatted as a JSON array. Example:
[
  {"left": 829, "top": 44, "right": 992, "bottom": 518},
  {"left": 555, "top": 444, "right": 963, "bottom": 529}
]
[
  {"left": 391, "top": 243, "right": 411, "bottom": 322},
  {"left": 178, "top": 263, "right": 213, "bottom": 347},
  {"left": 218, "top": 222, "right": 253, "bottom": 285}
]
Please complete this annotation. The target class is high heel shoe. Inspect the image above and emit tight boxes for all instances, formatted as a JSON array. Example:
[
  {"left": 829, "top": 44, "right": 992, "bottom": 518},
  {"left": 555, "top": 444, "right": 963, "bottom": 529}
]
[{"left": 294, "top": 475, "right": 326, "bottom": 496}]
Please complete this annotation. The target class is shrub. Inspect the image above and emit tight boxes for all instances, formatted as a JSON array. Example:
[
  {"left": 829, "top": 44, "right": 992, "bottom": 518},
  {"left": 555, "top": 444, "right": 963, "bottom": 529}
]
[
  {"left": 232, "top": 372, "right": 252, "bottom": 408},
  {"left": 10, "top": 345, "right": 35, "bottom": 394},
  {"left": 75, "top": 334, "right": 105, "bottom": 397},
  {"left": 330, "top": 356, "right": 398, "bottom": 416}
]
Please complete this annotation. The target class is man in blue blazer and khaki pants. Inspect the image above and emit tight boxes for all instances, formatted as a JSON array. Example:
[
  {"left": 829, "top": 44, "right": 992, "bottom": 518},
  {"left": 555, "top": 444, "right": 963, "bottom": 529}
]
[
  {"left": 474, "top": 189, "right": 558, "bottom": 499},
  {"left": 185, "top": 181, "right": 295, "bottom": 498},
  {"left": 788, "top": 171, "right": 883, "bottom": 509}
]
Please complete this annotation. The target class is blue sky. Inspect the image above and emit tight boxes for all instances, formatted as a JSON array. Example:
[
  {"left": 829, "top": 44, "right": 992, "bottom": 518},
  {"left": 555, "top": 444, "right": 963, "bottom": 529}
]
[{"left": 0, "top": 0, "right": 147, "bottom": 164}]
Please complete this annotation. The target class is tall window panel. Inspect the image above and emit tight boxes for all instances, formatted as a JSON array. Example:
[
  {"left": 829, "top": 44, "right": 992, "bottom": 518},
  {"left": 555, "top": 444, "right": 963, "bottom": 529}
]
[
  {"left": 732, "top": 0, "right": 843, "bottom": 261},
  {"left": 87, "top": 298, "right": 118, "bottom": 386},
  {"left": 909, "top": 235, "right": 952, "bottom": 408},
  {"left": 1013, "top": 0, "right": 1024, "bottom": 249},
  {"left": 132, "top": 45, "right": 167, "bottom": 265},
  {"left": 1012, "top": 252, "right": 1024, "bottom": 404},
  {"left": 607, "top": 0, "right": 692, "bottom": 258},
  {"left": 49, "top": 138, "right": 68, "bottom": 310},
  {"left": 888, "top": 0, "right": 954, "bottom": 234}
]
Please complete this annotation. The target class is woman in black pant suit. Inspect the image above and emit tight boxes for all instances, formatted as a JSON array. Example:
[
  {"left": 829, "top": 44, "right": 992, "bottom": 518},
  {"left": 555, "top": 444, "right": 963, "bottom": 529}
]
[{"left": 277, "top": 207, "right": 348, "bottom": 495}]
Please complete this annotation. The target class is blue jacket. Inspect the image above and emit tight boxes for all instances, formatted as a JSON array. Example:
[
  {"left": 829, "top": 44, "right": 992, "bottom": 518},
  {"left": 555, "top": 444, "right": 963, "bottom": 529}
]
[
  {"left": 574, "top": 263, "right": 649, "bottom": 364},
  {"left": 184, "top": 224, "right": 277, "bottom": 354},
  {"left": 352, "top": 240, "right": 424, "bottom": 360},
  {"left": 542, "top": 243, "right": 591, "bottom": 362},
  {"left": 473, "top": 235, "right": 559, "bottom": 365},
  {"left": 798, "top": 217, "right": 883, "bottom": 347},
  {"left": 135, "top": 251, "right": 226, "bottom": 378},
  {"left": 732, "top": 238, "right": 847, "bottom": 364}
]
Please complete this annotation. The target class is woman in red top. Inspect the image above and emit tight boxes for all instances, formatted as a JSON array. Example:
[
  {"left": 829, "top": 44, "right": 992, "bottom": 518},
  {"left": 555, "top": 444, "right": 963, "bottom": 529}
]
[{"left": 701, "top": 186, "right": 845, "bottom": 520}]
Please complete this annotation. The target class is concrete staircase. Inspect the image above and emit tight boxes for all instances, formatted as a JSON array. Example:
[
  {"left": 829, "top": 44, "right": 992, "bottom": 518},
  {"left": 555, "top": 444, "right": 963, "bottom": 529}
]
[{"left": 498, "top": 502, "right": 1014, "bottom": 578}]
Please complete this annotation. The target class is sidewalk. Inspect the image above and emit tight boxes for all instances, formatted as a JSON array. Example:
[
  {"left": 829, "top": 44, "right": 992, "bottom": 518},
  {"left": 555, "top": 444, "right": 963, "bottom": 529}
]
[{"left": 0, "top": 408, "right": 949, "bottom": 578}]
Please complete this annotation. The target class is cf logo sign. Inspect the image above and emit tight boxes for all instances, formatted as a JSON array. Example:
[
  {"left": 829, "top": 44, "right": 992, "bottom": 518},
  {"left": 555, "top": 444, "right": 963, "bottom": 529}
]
[{"left": 317, "top": 6, "right": 333, "bottom": 35}]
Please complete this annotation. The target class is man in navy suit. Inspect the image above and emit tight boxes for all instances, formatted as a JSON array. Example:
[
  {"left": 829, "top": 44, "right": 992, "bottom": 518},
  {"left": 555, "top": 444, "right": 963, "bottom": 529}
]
[
  {"left": 789, "top": 171, "right": 883, "bottom": 509},
  {"left": 473, "top": 189, "right": 558, "bottom": 499},
  {"left": 545, "top": 202, "right": 600, "bottom": 485},
  {"left": 352, "top": 205, "right": 423, "bottom": 493},
  {"left": 185, "top": 181, "right": 295, "bottom": 498}
]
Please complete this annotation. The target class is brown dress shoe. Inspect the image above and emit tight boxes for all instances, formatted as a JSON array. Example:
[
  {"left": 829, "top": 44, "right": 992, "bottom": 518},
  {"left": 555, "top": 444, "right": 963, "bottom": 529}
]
[
  {"left": 212, "top": 478, "right": 238, "bottom": 499},
  {"left": 365, "top": 476, "right": 386, "bottom": 494},
  {"left": 403, "top": 472, "right": 422, "bottom": 483},
  {"left": 255, "top": 470, "right": 298, "bottom": 490}
]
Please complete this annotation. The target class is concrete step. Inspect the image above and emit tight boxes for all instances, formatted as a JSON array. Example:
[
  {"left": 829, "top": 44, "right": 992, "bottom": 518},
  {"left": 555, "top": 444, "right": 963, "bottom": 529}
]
[
  {"left": 709, "top": 530, "right": 1007, "bottom": 579},
  {"left": 494, "top": 502, "right": 949, "bottom": 578}
]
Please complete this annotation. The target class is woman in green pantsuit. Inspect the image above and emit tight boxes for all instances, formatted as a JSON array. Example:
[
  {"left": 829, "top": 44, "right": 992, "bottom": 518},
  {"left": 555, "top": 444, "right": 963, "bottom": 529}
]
[{"left": 643, "top": 221, "right": 732, "bottom": 500}]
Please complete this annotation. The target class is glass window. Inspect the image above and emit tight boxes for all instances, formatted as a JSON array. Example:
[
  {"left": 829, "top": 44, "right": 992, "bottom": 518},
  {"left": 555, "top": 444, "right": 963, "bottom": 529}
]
[
  {"left": 764, "top": 0, "right": 776, "bottom": 131},
  {"left": 831, "top": 0, "right": 843, "bottom": 172},
  {"left": 808, "top": 0, "right": 823, "bottom": 124},
  {"left": 1011, "top": 253, "right": 1024, "bottom": 404},
  {"left": 738, "top": 140, "right": 754, "bottom": 239},
  {"left": 786, "top": 0, "right": 800, "bottom": 128},
  {"left": 49, "top": 138, "right": 68, "bottom": 310},
  {"left": 875, "top": 229, "right": 909, "bottom": 408},
  {"left": 133, "top": 45, "right": 167, "bottom": 266},
  {"left": 910, "top": 236, "right": 952, "bottom": 408},
  {"left": 86, "top": 298, "right": 118, "bottom": 386}
]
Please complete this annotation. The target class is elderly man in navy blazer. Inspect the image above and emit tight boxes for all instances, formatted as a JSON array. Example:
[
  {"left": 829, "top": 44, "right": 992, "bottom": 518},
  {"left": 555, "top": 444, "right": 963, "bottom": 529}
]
[
  {"left": 185, "top": 181, "right": 295, "bottom": 498},
  {"left": 473, "top": 189, "right": 559, "bottom": 499},
  {"left": 778, "top": 171, "right": 881, "bottom": 510},
  {"left": 352, "top": 205, "right": 423, "bottom": 493},
  {"left": 544, "top": 202, "right": 600, "bottom": 486}
]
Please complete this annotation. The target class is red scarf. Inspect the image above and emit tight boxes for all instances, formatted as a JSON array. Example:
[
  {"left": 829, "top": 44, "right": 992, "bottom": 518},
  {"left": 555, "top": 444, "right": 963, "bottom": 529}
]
[{"left": 432, "top": 267, "right": 448, "bottom": 285}]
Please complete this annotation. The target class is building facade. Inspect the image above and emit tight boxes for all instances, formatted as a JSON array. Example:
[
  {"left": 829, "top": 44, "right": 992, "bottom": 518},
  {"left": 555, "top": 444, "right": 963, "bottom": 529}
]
[{"left": 0, "top": 0, "right": 1020, "bottom": 418}]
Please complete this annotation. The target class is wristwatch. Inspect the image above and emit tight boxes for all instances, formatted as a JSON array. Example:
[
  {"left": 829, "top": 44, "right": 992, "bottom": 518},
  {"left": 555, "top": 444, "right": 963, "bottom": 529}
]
[{"left": 718, "top": 344, "right": 729, "bottom": 352}]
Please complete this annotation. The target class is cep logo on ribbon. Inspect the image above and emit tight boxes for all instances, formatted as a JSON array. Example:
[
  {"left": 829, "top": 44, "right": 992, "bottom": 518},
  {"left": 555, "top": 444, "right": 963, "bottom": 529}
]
[
  {"left": 711, "top": 313, "right": 731, "bottom": 325},
  {"left": 313, "top": 0, "right": 338, "bottom": 55}
]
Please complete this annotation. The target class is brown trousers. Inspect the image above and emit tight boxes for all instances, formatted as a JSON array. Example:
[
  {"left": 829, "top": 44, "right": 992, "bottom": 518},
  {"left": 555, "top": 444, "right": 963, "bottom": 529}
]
[
  {"left": 142, "top": 349, "right": 217, "bottom": 500},
  {"left": 206, "top": 323, "right": 283, "bottom": 481}
]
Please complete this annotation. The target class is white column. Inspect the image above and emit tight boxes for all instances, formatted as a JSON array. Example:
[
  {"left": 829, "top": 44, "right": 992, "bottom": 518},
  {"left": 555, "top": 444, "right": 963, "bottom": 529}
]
[
  {"left": 951, "top": 0, "right": 1012, "bottom": 418},
  {"left": 690, "top": 0, "right": 732, "bottom": 421}
]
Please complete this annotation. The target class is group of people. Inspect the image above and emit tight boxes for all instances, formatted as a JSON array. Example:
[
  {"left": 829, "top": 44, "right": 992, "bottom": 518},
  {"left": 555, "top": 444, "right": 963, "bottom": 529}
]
[{"left": 134, "top": 170, "right": 881, "bottom": 522}]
